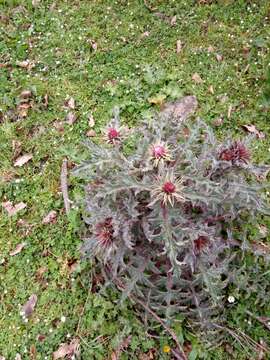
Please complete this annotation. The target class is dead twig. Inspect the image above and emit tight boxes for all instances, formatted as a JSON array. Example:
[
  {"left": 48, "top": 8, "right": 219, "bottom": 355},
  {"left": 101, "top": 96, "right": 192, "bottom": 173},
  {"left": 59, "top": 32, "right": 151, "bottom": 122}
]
[
  {"left": 245, "top": 310, "right": 270, "bottom": 331},
  {"left": 61, "top": 158, "right": 70, "bottom": 214}
]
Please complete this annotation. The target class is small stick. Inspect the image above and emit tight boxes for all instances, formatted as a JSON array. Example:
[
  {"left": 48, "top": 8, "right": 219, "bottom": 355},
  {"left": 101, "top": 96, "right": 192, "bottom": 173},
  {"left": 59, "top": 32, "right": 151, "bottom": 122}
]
[
  {"left": 60, "top": 158, "right": 70, "bottom": 214},
  {"left": 245, "top": 310, "right": 270, "bottom": 331}
]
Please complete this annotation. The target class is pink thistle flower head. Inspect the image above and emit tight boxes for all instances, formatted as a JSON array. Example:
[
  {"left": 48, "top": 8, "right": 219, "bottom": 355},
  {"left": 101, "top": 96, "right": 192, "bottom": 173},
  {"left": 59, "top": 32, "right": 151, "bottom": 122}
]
[
  {"left": 107, "top": 127, "right": 120, "bottom": 144},
  {"left": 95, "top": 218, "right": 114, "bottom": 248},
  {"left": 151, "top": 173, "right": 186, "bottom": 207},
  {"left": 162, "top": 181, "right": 176, "bottom": 194},
  {"left": 150, "top": 141, "right": 172, "bottom": 166},
  {"left": 152, "top": 145, "right": 166, "bottom": 159}
]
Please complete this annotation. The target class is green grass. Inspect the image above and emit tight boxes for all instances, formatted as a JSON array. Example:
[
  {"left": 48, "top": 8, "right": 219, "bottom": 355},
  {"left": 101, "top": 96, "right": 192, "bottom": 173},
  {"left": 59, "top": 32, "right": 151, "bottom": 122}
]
[{"left": 0, "top": 0, "right": 269, "bottom": 358}]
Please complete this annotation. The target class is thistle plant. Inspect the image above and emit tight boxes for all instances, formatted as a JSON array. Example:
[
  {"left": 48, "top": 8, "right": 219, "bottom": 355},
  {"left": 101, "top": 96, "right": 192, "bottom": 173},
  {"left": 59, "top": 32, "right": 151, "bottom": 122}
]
[{"left": 74, "top": 110, "right": 269, "bottom": 347}]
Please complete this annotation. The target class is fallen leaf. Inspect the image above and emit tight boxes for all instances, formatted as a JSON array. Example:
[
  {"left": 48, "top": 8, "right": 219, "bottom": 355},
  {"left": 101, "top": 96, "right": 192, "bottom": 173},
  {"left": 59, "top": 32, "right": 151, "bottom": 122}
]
[
  {"left": 20, "top": 90, "right": 32, "bottom": 99},
  {"left": 216, "top": 53, "right": 223, "bottom": 62},
  {"left": 86, "top": 129, "right": 96, "bottom": 137},
  {"left": 88, "top": 113, "right": 95, "bottom": 127},
  {"left": 0, "top": 356, "right": 6, "bottom": 360},
  {"left": 32, "top": 0, "right": 41, "bottom": 6},
  {"left": 12, "top": 140, "right": 22, "bottom": 159},
  {"left": 43, "top": 94, "right": 49, "bottom": 108},
  {"left": 160, "top": 96, "right": 198, "bottom": 123},
  {"left": 110, "top": 336, "right": 131, "bottom": 360},
  {"left": 148, "top": 94, "right": 166, "bottom": 106},
  {"left": 65, "top": 97, "right": 75, "bottom": 110},
  {"left": 53, "top": 339, "right": 80, "bottom": 360},
  {"left": 258, "top": 225, "right": 268, "bottom": 237},
  {"left": 30, "top": 344, "right": 37, "bottom": 360},
  {"left": 66, "top": 112, "right": 77, "bottom": 125},
  {"left": 176, "top": 40, "right": 182, "bottom": 54},
  {"left": 252, "top": 241, "right": 270, "bottom": 256},
  {"left": 87, "top": 39, "right": 97, "bottom": 51},
  {"left": 192, "top": 73, "right": 203, "bottom": 84},
  {"left": 10, "top": 242, "right": 26, "bottom": 256},
  {"left": 16, "top": 60, "right": 30, "bottom": 68},
  {"left": 37, "top": 334, "right": 46, "bottom": 342},
  {"left": 18, "top": 102, "right": 31, "bottom": 117},
  {"left": 2, "top": 201, "right": 27, "bottom": 216},
  {"left": 212, "top": 117, "right": 224, "bottom": 127},
  {"left": 227, "top": 104, "right": 233, "bottom": 119},
  {"left": 14, "top": 154, "right": 33, "bottom": 167},
  {"left": 16, "top": 60, "right": 35, "bottom": 70},
  {"left": 21, "top": 294, "right": 38, "bottom": 318},
  {"left": 35, "top": 266, "right": 48, "bottom": 281},
  {"left": 140, "top": 31, "right": 150, "bottom": 39},
  {"left": 207, "top": 45, "right": 214, "bottom": 53},
  {"left": 242, "top": 124, "right": 265, "bottom": 139},
  {"left": 242, "top": 46, "right": 250, "bottom": 58},
  {"left": 208, "top": 85, "right": 214, "bottom": 94},
  {"left": 42, "top": 210, "right": 57, "bottom": 225},
  {"left": 53, "top": 121, "right": 65, "bottom": 133},
  {"left": 170, "top": 15, "right": 177, "bottom": 26}
]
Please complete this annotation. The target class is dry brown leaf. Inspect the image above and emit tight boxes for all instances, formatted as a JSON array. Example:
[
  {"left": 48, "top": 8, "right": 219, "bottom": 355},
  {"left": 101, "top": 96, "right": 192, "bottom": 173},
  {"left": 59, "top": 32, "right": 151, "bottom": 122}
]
[
  {"left": 12, "top": 140, "right": 22, "bottom": 159},
  {"left": 65, "top": 97, "right": 75, "bottom": 110},
  {"left": 66, "top": 112, "right": 77, "bottom": 125},
  {"left": 88, "top": 113, "right": 95, "bottom": 127},
  {"left": 176, "top": 40, "right": 182, "bottom": 54},
  {"left": 20, "top": 90, "right": 32, "bottom": 99},
  {"left": 36, "top": 266, "right": 48, "bottom": 281},
  {"left": 227, "top": 104, "right": 233, "bottom": 119},
  {"left": 30, "top": 344, "right": 37, "bottom": 360},
  {"left": 86, "top": 129, "right": 96, "bottom": 137},
  {"left": 43, "top": 94, "right": 49, "bottom": 108},
  {"left": 37, "top": 334, "right": 46, "bottom": 342},
  {"left": 53, "top": 339, "right": 80, "bottom": 360},
  {"left": 170, "top": 15, "right": 177, "bottom": 26},
  {"left": 2, "top": 201, "right": 27, "bottom": 216},
  {"left": 192, "top": 73, "right": 203, "bottom": 84},
  {"left": 32, "top": 0, "right": 41, "bottom": 6},
  {"left": 212, "top": 117, "right": 224, "bottom": 127},
  {"left": 18, "top": 102, "right": 31, "bottom": 117},
  {"left": 10, "top": 242, "right": 26, "bottom": 256},
  {"left": 258, "top": 225, "right": 268, "bottom": 238},
  {"left": 148, "top": 94, "right": 166, "bottom": 106},
  {"left": 208, "top": 85, "right": 214, "bottom": 94},
  {"left": 242, "top": 124, "right": 265, "bottom": 139},
  {"left": 252, "top": 241, "right": 270, "bottom": 255},
  {"left": 140, "top": 31, "right": 150, "bottom": 39},
  {"left": 87, "top": 39, "right": 97, "bottom": 51},
  {"left": 216, "top": 53, "right": 223, "bottom": 62},
  {"left": 14, "top": 154, "right": 33, "bottom": 167},
  {"left": 21, "top": 294, "right": 38, "bottom": 318},
  {"left": 42, "top": 210, "right": 57, "bottom": 225},
  {"left": 53, "top": 121, "right": 65, "bottom": 133},
  {"left": 16, "top": 60, "right": 35, "bottom": 70}
]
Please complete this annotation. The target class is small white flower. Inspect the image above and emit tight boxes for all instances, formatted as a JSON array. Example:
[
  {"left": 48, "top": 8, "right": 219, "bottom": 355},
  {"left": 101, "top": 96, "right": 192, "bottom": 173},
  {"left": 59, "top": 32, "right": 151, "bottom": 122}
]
[
  {"left": 228, "top": 295, "right": 235, "bottom": 303},
  {"left": 61, "top": 316, "right": 66, "bottom": 323}
]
